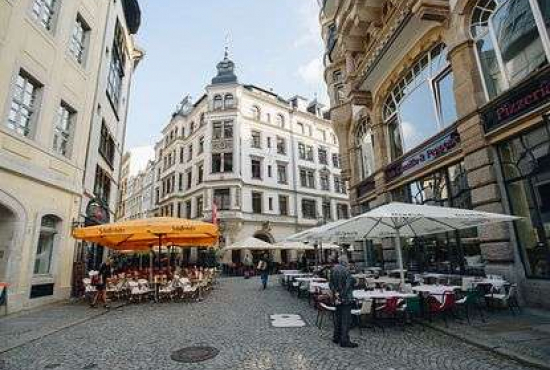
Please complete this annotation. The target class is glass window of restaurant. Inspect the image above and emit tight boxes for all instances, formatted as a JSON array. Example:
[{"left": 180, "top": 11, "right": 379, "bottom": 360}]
[
  {"left": 470, "top": 0, "right": 550, "bottom": 100},
  {"left": 383, "top": 43, "right": 458, "bottom": 161},
  {"left": 498, "top": 119, "right": 550, "bottom": 279},
  {"left": 355, "top": 117, "right": 375, "bottom": 181},
  {"left": 390, "top": 162, "right": 481, "bottom": 274}
]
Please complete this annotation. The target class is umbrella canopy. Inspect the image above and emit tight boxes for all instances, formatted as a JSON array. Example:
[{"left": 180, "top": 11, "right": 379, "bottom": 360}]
[
  {"left": 309, "top": 202, "right": 520, "bottom": 283},
  {"left": 285, "top": 218, "right": 352, "bottom": 242},
  {"left": 72, "top": 217, "right": 219, "bottom": 251},
  {"left": 222, "top": 237, "right": 276, "bottom": 251},
  {"left": 273, "top": 241, "right": 314, "bottom": 251},
  {"left": 322, "top": 202, "right": 519, "bottom": 240}
]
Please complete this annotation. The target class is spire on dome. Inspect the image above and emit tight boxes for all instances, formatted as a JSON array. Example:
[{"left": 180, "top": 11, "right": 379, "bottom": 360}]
[{"left": 211, "top": 44, "right": 238, "bottom": 85}]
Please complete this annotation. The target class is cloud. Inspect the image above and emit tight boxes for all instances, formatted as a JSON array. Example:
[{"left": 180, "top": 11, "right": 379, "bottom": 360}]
[
  {"left": 293, "top": 0, "right": 323, "bottom": 49},
  {"left": 128, "top": 145, "right": 155, "bottom": 176},
  {"left": 298, "top": 57, "right": 324, "bottom": 86}
]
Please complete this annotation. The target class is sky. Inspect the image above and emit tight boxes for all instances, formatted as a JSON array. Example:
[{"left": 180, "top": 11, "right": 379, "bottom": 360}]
[{"left": 125, "top": 0, "right": 327, "bottom": 170}]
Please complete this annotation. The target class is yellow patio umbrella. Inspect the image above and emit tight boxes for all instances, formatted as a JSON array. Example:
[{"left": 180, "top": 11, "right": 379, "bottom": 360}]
[{"left": 72, "top": 217, "right": 219, "bottom": 250}]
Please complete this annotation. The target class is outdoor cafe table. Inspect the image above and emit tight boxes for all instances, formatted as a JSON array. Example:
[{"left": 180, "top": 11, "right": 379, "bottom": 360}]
[
  {"left": 365, "top": 277, "right": 402, "bottom": 287},
  {"left": 309, "top": 281, "right": 330, "bottom": 292},
  {"left": 353, "top": 290, "right": 417, "bottom": 323},
  {"left": 282, "top": 273, "right": 313, "bottom": 285},
  {"left": 294, "top": 277, "right": 326, "bottom": 283},
  {"left": 412, "top": 285, "right": 461, "bottom": 303}
]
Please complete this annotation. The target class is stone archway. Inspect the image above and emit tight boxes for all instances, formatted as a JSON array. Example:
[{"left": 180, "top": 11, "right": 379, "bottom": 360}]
[{"left": 0, "top": 190, "right": 26, "bottom": 288}]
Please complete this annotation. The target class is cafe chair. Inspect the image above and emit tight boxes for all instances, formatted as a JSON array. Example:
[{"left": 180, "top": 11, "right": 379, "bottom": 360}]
[
  {"left": 427, "top": 292, "right": 456, "bottom": 327},
  {"left": 316, "top": 302, "right": 336, "bottom": 329},
  {"left": 352, "top": 299, "right": 373, "bottom": 334},
  {"left": 456, "top": 289, "right": 486, "bottom": 324},
  {"left": 485, "top": 283, "right": 520, "bottom": 315}
]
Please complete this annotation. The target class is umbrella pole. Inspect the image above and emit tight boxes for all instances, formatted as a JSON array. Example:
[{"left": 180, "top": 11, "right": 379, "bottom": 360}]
[
  {"left": 394, "top": 230, "right": 405, "bottom": 285},
  {"left": 149, "top": 247, "right": 153, "bottom": 283}
]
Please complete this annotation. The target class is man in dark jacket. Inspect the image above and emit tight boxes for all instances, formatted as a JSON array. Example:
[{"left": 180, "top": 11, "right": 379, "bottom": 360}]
[{"left": 329, "top": 256, "right": 357, "bottom": 348}]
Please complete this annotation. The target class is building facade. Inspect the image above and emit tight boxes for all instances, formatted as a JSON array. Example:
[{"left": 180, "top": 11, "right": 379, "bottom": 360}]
[
  {"left": 118, "top": 157, "right": 156, "bottom": 221},
  {"left": 320, "top": 0, "right": 550, "bottom": 307},
  {"left": 153, "top": 54, "right": 350, "bottom": 264},
  {"left": 0, "top": 0, "right": 141, "bottom": 313}
]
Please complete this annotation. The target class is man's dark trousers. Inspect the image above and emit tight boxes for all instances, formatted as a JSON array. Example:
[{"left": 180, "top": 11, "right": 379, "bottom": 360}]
[{"left": 333, "top": 303, "right": 352, "bottom": 345}]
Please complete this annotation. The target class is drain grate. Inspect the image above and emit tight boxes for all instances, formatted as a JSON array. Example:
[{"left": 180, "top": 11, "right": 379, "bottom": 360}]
[{"left": 171, "top": 346, "right": 219, "bottom": 363}]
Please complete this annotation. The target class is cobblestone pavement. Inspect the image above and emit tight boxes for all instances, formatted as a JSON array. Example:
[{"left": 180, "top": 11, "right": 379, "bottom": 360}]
[{"left": 0, "top": 278, "right": 538, "bottom": 370}]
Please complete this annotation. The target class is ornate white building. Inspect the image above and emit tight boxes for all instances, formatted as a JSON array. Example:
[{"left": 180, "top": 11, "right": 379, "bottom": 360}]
[
  {"left": 153, "top": 54, "right": 350, "bottom": 264},
  {"left": 119, "top": 157, "right": 156, "bottom": 221}
]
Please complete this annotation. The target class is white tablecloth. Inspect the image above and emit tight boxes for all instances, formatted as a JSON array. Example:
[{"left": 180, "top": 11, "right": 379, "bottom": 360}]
[
  {"left": 353, "top": 290, "right": 416, "bottom": 300},
  {"left": 412, "top": 285, "right": 461, "bottom": 295}
]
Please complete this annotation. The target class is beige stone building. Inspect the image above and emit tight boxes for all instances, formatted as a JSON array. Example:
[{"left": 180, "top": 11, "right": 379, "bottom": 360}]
[
  {"left": 0, "top": 0, "right": 142, "bottom": 313},
  {"left": 320, "top": 0, "right": 550, "bottom": 307}
]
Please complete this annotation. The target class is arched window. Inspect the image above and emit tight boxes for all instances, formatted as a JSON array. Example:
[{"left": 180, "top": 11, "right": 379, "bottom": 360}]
[
  {"left": 34, "top": 215, "right": 61, "bottom": 275},
  {"left": 213, "top": 95, "right": 223, "bottom": 110},
  {"left": 355, "top": 117, "right": 375, "bottom": 180},
  {"left": 382, "top": 43, "right": 457, "bottom": 157},
  {"left": 470, "top": 0, "right": 548, "bottom": 100},
  {"left": 224, "top": 94, "right": 234, "bottom": 109},
  {"left": 276, "top": 114, "right": 285, "bottom": 128},
  {"left": 251, "top": 105, "right": 261, "bottom": 121},
  {"left": 190, "top": 121, "right": 195, "bottom": 133}
]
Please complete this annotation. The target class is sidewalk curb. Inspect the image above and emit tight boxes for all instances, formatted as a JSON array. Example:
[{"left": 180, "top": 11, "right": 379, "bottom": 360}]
[
  {"left": 0, "top": 302, "right": 127, "bottom": 355},
  {"left": 423, "top": 322, "right": 550, "bottom": 370}
]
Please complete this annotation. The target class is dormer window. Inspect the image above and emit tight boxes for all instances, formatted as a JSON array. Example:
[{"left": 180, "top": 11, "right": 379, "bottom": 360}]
[
  {"left": 213, "top": 95, "right": 223, "bottom": 110},
  {"left": 224, "top": 94, "right": 234, "bottom": 109}
]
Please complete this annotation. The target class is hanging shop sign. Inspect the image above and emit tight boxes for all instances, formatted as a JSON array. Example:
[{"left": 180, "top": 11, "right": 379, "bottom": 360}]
[
  {"left": 385, "top": 129, "right": 461, "bottom": 182},
  {"left": 85, "top": 198, "right": 110, "bottom": 226},
  {"left": 482, "top": 67, "right": 550, "bottom": 133}
]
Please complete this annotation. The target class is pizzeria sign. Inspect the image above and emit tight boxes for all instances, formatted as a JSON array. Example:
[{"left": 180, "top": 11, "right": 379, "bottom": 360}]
[{"left": 385, "top": 130, "right": 461, "bottom": 182}]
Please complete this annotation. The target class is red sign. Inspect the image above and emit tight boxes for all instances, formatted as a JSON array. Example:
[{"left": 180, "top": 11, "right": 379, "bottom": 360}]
[{"left": 385, "top": 130, "right": 460, "bottom": 182}]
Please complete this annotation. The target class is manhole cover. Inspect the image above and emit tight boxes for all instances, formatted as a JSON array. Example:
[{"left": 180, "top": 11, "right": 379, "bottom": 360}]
[{"left": 171, "top": 346, "right": 219, "bottom": 363}]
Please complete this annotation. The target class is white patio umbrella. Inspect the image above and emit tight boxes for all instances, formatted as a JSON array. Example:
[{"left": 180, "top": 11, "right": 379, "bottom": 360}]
[
  {"left": 222, "top": 237, "right": 277, "bottom": 251},
  {"left": 320, "top": 202, "right": 520, "bottom": 284}
]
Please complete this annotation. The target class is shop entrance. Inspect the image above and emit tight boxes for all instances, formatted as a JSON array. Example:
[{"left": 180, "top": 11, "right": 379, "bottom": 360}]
[{"left": 0, "top": 202, "right": 17, "bottom": 282}]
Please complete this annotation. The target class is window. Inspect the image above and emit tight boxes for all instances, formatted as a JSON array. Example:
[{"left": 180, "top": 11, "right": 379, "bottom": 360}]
[
  {"left": 252, "top": 192, "right": 263, "bottom": 214},
  {"left": 32, "top": 0, "right": 56, "bottom": 30},
  {"left": 302, "top": 199, "right": 317, "bottom": 219},
  {"left": 53, "top": 103, "right": 75, "bottom": 157},
  {"left": 383, "top": 44, "right": 455, "bottom": 154},
  {"left": 212, "top": 152, "right": 233, "bottom": 173},
  {"left": 307, "top": 125, "right": 313, "bottom": 137},
  {"left": 213, "top": 95, "right": 223, "bottom": 110},
  {"left": 267, "top": 165, "right": 272, "bottom": 177},
  {"left": 94, "top": 165, "right": 111, "bottom": 204},
  {"left": 318, "top": 147, "right": 328, "bottom": 165},
  {"left": 107, "top": 22, "right": 126, "bottom": 110},
  {"left": 251, "top": 105, "right": 261, "bottom": 120},
  {"left": 251, "top": 158, "right": 262, "bottom": 179},
  {"left": 322, "top": 201, "right": 332, "bottom": 221},
  {"left": 279, "top": 195, "right": 289, "bottom": 216},
  {"left": 200, "top": 113, "right": 206, "bottom": 126},
  {"left": 320, "top": 172, "right": 330, "bottom": 191},
  {"left": 188, "top": 144, "right": 193, "bottom": 161},
  {"left": 34, "top": 215, "right": 60, "bottom": 275},
  {"left": 471, "top": 0, "right": 548, "bottom": 100},
  {"left": 297, "top": 122, "right": 305, "bottom": 134},
  {"left": 332, "top": 153, "right": 340, "bottom": 168},
  {"left": 306, "top": 145, "right": 314, "bottom": 161},
  {"left": 276, "top": 114, "right": 285, "bottom": 128},
  {"left": 333, "top": 70, "right": 345, "bottom": 105},
  {"left": 251, "top": 130, "right": 261, "bottom": 148},
  {"left": 179, "top": 173, "right": 183, "bottom": 191},
  {"left": 185, "top": 200, "right": 192, "bottom": 219},
  {"left": 300, "top": 168, "right": 315, "bottom": 188},
  {"left": 298, "top": 143, "right": 306, "bottom": 160},
  {"left": 267, "top": 137, "right": 272, "bottom": 149},
  {"left": 177, "top": 202, "right": 182, "bottom": 218},
  {"left": 190, "top": 121, "right": 195, "bottom": 134},
  {"left": 198, "top": 136, "right": 204, "bottom": 154},
  {"left": 197, "top": 164, "right": 204, "bottom": 184},
  {"left": 334, "top": 176, "right": 346, "bottom": 194},
  {"left": 7, "top": 71, "right": 40, "bottom": 137},
  {"left": 276, "top": 136, "right": 286, "bottom": 154},
  {"left": 214, "top": 188, "right": 230, "bottom": 210},
  {"left": 317, "top": 129, "right": 327, "bottom": 142},
  {"left": 224, "top": 94, "right": 234, "bottom": 109},
  {"left": 277, "top": 164, "right": 288, "bottom": 184},
  {"left": 388, "top": 117, "right": 403, "bottom": 160},
  {"left": 212, "top": 120, "right": 233, "bottom": 140},
  {"left": 186, "top": 171, "right": 192, "bottom": 189},
  {"left": 99, "top": 122, "right": 115, "bottom": 167},
  {"left": 69, "top": 15, "right": 89, "bottom": 64},
  {"left": 180, "top": 147, "right": 185, "bottom": 163},
  {"left": 266, "top": 113, "right": 271, "bottom": 123},
  {"left": 355, "top": 117, "right": 375, "bottom": 179},
  {"left": 337, "top": 204, "right": 349, "bottom": 220},
  {"left": 196, "top": 196, "right": 204, "bottom": 219},
  {"left": 268, "top": 197, "right": 273, "bottom": 211}
]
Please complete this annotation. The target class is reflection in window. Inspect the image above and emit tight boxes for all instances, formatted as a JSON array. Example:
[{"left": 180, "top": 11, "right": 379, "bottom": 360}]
[
  {"left": 498, "top": 122, "right": 550, "bottom": 279},
  {"left": 355, "top": 117, "right": 375, "bottom": 179},
  {"left": 383, "top": 44, "right": 456, "bottom": 156},
  {"left": 470, "top": 0, "right": 548, "bottom": 99}
]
